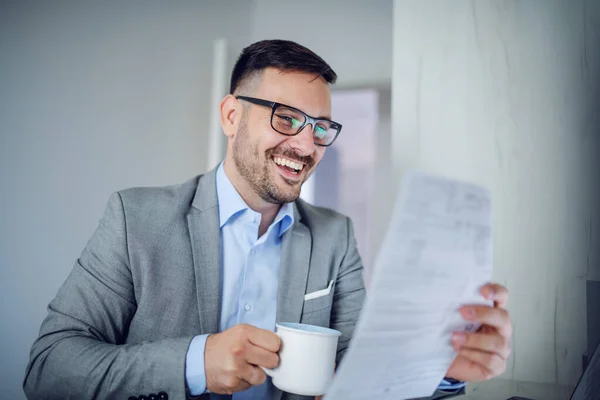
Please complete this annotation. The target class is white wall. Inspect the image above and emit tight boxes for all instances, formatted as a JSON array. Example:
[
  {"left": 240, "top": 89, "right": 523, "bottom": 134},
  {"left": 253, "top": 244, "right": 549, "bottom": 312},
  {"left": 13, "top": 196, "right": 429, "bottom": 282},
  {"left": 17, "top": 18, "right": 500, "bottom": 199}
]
[
  {"left": 392, "top": 0, "right": 600, "bottom": 386},
  {"left": 0, "top": 2, "right": 253, "bottom": 398},
  {"left": 250, "top": 0, "right": 393, "bottom": 88}
]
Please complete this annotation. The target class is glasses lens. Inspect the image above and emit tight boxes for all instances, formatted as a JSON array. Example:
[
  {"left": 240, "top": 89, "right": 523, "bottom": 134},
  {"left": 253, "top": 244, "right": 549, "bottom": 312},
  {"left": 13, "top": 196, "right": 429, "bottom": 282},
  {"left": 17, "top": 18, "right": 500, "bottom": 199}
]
[
  {"left": 313, "top": 121, "right": 339, "bottom": 146},
  {"left": 272, "top": 105, "right": 340, "bottom": 146},
  {"left": 272, "top": 106, "right": 306, "bottom": 135}
]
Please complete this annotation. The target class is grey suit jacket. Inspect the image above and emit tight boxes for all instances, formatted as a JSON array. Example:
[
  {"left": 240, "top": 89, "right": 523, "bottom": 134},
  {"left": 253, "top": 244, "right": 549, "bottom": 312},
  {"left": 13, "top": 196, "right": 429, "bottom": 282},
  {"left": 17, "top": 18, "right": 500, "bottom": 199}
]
[{"left": 24, "top": 168, "right": 463, "bottom": 400}]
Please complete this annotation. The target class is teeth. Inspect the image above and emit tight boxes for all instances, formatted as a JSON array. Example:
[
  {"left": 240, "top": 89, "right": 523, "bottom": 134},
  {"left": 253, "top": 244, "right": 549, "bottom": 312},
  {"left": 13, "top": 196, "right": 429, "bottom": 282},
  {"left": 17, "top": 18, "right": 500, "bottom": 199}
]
[{"left": 274, "top": 157, "right": 303, "bottom": 171}]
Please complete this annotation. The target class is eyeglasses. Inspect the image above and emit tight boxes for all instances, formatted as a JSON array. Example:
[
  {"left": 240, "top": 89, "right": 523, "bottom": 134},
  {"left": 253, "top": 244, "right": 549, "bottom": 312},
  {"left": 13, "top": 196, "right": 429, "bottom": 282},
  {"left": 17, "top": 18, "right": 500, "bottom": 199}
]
[{"left": 235, "top": 96, "right": 342, "bottom": 147}]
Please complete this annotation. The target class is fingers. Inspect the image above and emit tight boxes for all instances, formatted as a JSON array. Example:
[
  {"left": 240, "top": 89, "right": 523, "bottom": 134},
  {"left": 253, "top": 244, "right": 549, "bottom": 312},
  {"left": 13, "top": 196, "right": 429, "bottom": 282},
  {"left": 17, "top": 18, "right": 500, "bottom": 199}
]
[
  {"left": 452, "top": 331, "right": 511, "bottom": 360},
  {"left": 237, "top": 363, "right": 267, "bottom": 387},
  {"left": 455, "top": 348, "right": 506, "bottom": 379},
  {"left": 205, "top": 324, "right": 279, "bottom": 394},
  {"left": 460, "top": 305, "right": 512, "bottom": 338},
  {"left": 244, "top": 325, "right": 282, "bottom": 353},
  {"left": 480, "top": 283, "right": 509, "bottom": 308},
  {"left": 230, "top": 329, "right": 279, "bottom": 369},
  {"left": 219, "top": 376, "right": 252, "bottom": 394},
  {"left": 244, "top": 342, "right": 280, "bottom": 369}
]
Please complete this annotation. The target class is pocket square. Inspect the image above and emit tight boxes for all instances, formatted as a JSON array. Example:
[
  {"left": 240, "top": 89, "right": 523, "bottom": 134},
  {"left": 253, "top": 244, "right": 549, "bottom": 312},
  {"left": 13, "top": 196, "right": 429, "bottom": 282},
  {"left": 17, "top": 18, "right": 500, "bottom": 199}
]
[{"left": 304, "top": 280, "right": 334, "bottom": 301}]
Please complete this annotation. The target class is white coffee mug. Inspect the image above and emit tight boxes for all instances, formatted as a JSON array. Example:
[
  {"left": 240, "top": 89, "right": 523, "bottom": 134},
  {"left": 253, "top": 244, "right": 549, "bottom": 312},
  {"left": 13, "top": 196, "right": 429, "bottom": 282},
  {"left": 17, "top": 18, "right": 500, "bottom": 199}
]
[{"left": 262, "top": 322, "right": 340, "bottom": 396}]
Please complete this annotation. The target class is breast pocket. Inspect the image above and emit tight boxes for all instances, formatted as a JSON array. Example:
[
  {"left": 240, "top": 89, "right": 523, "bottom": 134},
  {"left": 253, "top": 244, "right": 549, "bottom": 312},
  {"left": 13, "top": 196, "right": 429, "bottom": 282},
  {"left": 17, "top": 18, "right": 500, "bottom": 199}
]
[
  {"left": 301, "top": 281, "right": 335, "bottom": 327},
  {"left": 302, "top": 290, "right": 334, "bottom": 314}
]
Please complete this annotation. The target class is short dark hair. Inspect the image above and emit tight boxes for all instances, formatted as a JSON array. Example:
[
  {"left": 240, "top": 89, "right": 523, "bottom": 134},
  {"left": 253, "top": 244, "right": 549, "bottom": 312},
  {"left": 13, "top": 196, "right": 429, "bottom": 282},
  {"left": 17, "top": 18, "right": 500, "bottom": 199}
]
[{"left": 230, "top": 39, "right": 337, "bottom": 94}]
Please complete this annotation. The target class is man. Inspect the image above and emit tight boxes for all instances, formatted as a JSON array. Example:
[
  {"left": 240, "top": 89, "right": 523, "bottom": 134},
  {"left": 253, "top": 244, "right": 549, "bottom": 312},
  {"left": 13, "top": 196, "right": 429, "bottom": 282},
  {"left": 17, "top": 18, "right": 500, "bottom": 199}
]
[{"left": 24, "top": 40, "right": 512, "bottom": 400}]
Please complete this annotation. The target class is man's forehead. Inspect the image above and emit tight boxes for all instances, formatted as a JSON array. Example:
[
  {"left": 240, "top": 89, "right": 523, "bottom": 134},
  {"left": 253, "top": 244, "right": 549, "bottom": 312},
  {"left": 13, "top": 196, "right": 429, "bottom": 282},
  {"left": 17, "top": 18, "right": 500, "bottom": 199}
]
[{"left": 256, "top": 69, "right": 332, "bottom": 118}]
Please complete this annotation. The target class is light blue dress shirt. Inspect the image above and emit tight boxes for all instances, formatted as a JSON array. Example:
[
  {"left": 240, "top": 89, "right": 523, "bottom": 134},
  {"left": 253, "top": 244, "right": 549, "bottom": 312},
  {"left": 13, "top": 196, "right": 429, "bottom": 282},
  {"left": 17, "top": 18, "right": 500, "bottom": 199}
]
[
  {"left": 185, "top": 163, "right": 294, "bottom": 398},
  {"left": 184, "top": 164, "right": 464, "bottom": 397}
]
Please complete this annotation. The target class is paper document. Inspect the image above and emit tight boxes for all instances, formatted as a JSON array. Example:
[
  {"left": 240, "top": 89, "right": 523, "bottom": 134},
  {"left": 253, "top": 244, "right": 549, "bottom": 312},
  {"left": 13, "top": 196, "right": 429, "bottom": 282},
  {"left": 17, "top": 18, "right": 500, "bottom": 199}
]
[{"left": 325, "top": 171, "right": 493, "bottom": 400}]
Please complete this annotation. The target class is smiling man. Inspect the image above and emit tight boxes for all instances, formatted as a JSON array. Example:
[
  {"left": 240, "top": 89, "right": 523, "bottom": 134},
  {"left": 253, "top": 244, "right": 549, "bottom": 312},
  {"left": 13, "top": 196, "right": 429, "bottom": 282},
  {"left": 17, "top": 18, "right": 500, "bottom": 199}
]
[{"left": 24, "top": 40, "right": 512, "bottom": 400}]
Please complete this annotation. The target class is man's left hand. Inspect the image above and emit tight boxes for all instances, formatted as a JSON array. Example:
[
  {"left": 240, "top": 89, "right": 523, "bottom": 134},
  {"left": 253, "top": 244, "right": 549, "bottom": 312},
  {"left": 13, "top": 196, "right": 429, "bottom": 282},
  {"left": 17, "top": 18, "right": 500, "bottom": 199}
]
[
  {"left": 317, "top": 283, "right": 511, "bottom": 399},
  {"left": 446, "top": 283, "right": 512, "bottom": 382}
]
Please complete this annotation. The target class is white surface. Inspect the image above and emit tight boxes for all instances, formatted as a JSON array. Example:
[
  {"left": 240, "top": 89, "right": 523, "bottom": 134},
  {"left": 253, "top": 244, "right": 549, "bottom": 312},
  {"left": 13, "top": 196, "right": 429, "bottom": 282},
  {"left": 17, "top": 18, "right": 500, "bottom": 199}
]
[
  {"left": 392, "top": 0, "right": 600, "bottom": 386},
  {"left": 325, "top": 171, "right": 493, "bottom": 400},
  {"left": 264, "top": 323, "right": 339, "bottom": 396}
]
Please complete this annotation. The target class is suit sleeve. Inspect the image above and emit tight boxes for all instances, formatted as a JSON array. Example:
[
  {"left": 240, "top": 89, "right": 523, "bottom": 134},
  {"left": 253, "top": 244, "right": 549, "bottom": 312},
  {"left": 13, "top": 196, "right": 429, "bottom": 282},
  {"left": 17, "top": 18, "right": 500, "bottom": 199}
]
[{"left": 23, "top": 193, "right": 194, "bottom": 400}]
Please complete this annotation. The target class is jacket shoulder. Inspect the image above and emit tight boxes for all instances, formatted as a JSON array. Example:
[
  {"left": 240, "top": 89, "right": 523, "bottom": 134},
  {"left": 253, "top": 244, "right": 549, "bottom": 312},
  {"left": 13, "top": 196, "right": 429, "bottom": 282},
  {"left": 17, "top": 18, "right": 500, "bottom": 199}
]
[
  {"left": 295, "top": 198, "right": 351, "bottom": 233},
  {"left": 116, "top": 175, "right": 202, "bottom": 218}
]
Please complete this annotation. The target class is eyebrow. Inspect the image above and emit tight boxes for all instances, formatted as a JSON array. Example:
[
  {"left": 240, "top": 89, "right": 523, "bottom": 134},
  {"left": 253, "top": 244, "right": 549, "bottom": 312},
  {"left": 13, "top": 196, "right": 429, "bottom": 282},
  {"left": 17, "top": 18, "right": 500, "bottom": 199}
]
[{"left": 281, "top": 102, "right": 332, "bottom": 121}]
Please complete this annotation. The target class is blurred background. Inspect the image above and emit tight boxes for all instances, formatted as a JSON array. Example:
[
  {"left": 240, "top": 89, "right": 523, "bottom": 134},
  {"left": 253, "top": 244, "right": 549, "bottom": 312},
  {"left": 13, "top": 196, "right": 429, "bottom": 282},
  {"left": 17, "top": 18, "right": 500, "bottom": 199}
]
[{"left": 1, "top": 1, "right": 599, "bottom": 399}]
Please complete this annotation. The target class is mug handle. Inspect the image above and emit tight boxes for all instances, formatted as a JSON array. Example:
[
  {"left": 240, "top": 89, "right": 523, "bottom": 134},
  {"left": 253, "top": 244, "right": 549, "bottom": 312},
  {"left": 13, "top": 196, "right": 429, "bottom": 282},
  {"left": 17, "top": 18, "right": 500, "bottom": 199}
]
[{"left": 260, "top": 331, "right": 282, "bottom": 379}]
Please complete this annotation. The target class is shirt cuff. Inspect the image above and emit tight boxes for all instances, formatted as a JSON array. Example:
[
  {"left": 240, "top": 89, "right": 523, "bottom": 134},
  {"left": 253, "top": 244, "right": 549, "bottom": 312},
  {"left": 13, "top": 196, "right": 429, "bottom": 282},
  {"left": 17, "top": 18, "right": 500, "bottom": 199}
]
[
  {"left": 437, "top": 378, "right": 466, "bottom": 392},
  {"left": 186, "top": 334, "right": 210, "bottom": 396}
]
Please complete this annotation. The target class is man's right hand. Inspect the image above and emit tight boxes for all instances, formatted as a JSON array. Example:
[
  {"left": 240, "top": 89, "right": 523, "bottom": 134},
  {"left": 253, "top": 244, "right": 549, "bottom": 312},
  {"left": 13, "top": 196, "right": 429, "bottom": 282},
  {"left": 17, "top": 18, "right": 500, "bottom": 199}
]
[{"left": 204, "top": 324, "right": 281, "bottom": 394}]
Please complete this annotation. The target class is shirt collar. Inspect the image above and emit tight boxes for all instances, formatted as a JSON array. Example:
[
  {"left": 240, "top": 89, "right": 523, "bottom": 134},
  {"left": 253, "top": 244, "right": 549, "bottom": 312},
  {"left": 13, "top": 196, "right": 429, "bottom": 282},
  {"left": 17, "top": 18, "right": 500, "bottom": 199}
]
[{"left": 216, "top": 162, "right": 294, "bottom": 237}]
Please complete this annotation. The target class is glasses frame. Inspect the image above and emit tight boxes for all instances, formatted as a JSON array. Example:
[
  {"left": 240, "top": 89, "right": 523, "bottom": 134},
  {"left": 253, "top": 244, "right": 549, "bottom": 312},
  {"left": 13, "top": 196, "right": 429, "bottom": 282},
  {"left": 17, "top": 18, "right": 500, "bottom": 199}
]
[{"left": 235, "top": 95, "right": 342, "bottom": 147}]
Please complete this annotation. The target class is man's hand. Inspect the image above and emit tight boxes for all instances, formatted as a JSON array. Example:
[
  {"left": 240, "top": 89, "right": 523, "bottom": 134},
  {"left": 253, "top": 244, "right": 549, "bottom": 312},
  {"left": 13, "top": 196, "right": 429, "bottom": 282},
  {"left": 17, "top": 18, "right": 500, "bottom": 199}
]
[
  {"left": 204, "top": 324, "right": 281, "bottom": 394},
  {"left": 446, "top": 283, "right": 512, "bottom": 382}
]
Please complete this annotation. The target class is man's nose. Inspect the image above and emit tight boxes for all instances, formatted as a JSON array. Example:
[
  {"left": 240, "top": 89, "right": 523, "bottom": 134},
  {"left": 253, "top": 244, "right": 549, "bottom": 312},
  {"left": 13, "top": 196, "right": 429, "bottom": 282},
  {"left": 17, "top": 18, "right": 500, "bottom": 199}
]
[{"left": 288, "top": 124, "right": 316, "bottom": 156}]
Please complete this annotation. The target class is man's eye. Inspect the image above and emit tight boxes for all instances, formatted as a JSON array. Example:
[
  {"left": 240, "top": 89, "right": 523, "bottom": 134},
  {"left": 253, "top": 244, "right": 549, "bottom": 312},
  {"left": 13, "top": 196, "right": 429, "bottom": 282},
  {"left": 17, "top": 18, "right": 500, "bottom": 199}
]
[
  {"left": 315, "top": 126, "right": 327, "bottom": 139},
  {"left": 276, "top": 115, "right": 299, "bottom": 126}
]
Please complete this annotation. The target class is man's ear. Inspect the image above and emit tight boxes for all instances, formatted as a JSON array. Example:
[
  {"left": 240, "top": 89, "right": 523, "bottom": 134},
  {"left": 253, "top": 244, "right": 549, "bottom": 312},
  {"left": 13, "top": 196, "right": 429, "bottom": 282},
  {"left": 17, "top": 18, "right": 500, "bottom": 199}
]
[{"left": 220, "top": 94, "right": 241, "bottom": 138}]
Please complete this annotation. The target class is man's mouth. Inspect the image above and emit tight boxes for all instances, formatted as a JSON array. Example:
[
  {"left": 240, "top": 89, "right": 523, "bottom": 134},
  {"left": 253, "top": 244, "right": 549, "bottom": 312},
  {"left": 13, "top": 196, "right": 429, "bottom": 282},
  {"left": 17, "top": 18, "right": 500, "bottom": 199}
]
[{"left": 272, "top": 156, "right": 305, "bottom": 175}]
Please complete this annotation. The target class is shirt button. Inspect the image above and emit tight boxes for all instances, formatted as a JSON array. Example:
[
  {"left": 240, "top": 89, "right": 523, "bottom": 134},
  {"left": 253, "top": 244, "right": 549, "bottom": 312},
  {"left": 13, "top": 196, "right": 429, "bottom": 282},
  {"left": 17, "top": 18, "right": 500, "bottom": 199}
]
[{"left": 244, "top": 304, "right": 252, "bottom": 311}]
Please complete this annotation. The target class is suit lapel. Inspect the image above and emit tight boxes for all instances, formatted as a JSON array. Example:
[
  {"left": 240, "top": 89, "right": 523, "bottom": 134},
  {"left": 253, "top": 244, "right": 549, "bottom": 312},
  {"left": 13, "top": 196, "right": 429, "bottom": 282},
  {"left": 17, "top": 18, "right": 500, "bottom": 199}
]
[
  {"left": 187, "top": 168, "right": 221, "bottom": 334},
  {"left": 276, "top": 203, "right": 311, "bottom": 325}
]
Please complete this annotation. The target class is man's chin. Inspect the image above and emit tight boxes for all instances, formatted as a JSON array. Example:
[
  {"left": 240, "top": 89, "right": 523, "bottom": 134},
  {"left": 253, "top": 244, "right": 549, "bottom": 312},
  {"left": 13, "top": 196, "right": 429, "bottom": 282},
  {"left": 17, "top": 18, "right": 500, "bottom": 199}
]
[
  {"left": 274, "top": 188, "right": 300, "bottom": 204},
  {"left": 266, "top": 182, "right": 301, "bottom": 204},
  {"left": 281, "top": 175, "right": 303, "bottom": 187},
  {"left": 263, "top": 167, "right": 303, "bottom": 203}
]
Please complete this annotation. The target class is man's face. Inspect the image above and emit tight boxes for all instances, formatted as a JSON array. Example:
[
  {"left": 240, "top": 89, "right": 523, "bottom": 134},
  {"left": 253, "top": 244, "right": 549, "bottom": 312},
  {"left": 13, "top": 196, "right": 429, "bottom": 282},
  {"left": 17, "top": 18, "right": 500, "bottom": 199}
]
[{"left": 230, "top": 68, "right": 330, "bottom": 204}]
